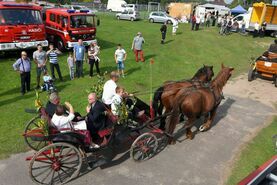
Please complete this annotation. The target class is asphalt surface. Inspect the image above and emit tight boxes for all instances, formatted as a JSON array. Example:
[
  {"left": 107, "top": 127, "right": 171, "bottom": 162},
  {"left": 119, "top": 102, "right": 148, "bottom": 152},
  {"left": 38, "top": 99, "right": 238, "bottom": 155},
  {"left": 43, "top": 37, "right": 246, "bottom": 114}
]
[{"left": 0, "top": 93, "right": 276, "bottom": 185}]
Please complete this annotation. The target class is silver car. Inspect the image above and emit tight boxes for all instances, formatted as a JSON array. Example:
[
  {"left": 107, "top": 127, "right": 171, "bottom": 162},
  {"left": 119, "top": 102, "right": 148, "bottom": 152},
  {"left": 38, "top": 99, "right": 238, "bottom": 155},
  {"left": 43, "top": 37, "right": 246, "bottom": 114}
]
[
  {"left": 148, "top": 11, "right": 174, "bottom": 24},
  {"left": 116, "top": 11, "right": 140, "bottom": 21}
]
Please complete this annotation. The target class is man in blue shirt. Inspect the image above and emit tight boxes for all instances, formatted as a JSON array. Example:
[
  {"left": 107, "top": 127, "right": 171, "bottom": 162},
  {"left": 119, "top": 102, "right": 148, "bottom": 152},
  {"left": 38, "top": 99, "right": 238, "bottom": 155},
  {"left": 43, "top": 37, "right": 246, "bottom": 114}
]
[
  {"left": 13, "top": 51, "right": 31, "bottom": 95},
  {"left": 73, "top": 39, "right": 86, "bottom": 78}
]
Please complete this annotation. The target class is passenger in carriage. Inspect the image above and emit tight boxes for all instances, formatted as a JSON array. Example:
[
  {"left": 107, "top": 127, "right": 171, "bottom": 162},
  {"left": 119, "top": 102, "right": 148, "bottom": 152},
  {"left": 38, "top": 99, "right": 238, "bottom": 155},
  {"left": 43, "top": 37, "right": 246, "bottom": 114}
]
[
  {"left": 102, "top": 71, "right": 119, "bottom": 108},
  {"left": 86, "top": 93, "right": 107, "bottom": 141},
  {"left": 46, "top": 92, "right": 82, "bottom": 121},
  {"left": 111, "top": 86, "right": 145, "bottom": 121},
  {"left": 52, "top": 101, "right": 100, "bottom": 149},
  {"left": 51, "top": 102, "right": 75, "bottom": 130}
]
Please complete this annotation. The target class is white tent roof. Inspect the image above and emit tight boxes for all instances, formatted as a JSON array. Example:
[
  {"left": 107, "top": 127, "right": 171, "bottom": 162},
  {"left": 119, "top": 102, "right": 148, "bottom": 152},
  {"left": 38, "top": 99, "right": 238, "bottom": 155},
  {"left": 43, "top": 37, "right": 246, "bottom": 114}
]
[{"left": 199, "top": 3, "right": 230, "bottom": 11}]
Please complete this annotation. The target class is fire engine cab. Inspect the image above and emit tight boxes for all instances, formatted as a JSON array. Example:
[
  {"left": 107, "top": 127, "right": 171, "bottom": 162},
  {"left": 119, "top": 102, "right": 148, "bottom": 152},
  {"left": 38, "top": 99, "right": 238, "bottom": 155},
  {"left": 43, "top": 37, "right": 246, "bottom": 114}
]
[
  {"left": 44, "top": 8, "right": 99, "bottom": 51},
  {"left": 0, "top": 2, "right": 48, "bottom": 51}
]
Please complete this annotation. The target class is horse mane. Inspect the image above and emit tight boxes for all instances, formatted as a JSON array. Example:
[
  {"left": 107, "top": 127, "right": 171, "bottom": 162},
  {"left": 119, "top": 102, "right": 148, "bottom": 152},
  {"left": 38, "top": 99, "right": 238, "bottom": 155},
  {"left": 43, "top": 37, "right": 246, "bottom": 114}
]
[
  {"left": 211, "top": 68, "right": 230, "bottom": 90},
  {"left": 191, "top": 66, "right": 205, "bottom": 80}
]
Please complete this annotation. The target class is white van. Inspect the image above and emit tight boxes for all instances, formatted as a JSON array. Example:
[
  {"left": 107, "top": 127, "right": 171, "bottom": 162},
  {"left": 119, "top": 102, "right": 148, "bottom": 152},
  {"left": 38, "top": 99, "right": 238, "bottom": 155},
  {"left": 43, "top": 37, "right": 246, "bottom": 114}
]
[
  {"left": 123, "top": 4, "right": 137, "bottom": 12},
  {"left": 107, "top": 0, "right": 127, "bottom": 12},
  {"left": 232, "top": 7, "right": 252, "bottom": 29}
]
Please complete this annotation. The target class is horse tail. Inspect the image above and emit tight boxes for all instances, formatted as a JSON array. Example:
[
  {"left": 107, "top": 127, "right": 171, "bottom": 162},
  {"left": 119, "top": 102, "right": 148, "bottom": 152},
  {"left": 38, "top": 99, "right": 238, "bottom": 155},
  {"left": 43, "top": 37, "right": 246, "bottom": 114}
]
[
  {"left": 152, "top": 86, "right": 164, "bottom": 116},
  {"left": 167, "top": 100, "right": 181, "bottom": 136}
]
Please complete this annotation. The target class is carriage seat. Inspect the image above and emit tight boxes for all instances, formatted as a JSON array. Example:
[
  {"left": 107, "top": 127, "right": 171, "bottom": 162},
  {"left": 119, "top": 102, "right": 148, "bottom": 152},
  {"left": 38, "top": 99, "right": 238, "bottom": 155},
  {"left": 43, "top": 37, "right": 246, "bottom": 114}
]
[{"left": 52, "top": 132, "right": 86, "bottom": 146}]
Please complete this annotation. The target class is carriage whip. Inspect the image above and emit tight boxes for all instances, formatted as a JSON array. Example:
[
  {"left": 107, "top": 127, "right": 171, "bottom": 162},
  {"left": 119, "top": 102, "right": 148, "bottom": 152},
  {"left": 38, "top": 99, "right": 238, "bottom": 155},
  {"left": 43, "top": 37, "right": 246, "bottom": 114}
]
[{"left": 149, "top": 58, "right": 155, "bottom": 120}]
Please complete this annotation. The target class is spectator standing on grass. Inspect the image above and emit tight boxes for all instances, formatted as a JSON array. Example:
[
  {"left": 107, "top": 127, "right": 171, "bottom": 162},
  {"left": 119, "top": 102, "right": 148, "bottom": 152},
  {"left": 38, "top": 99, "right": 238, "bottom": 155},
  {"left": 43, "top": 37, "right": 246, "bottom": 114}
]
[
  {"left": 241, "top": 19, "right": 246, "bottom": 33},
  {"left": 260, "top": 21, "right": 267, "bottom": 38},
  {"left": 73, "top": 39, "right": 86, "bottom": 78},
  {"left": 33, "top": 44, "right": 47, "bottom": 89},
  {"left": 88, "top": 42, "right": 100, "bottom": 78},
  {"left": 160, "top": 22, "right": 167, "bottom": 44},
  {"left": 253, "top": 22, "right": 260, "bottom": 38},
  {"left": 114, "top": 44, "right": 127, "bottom": 78},
  {"left": 195, "top": 16, "right": 201, "bottom": 31},
  {"left": 46, "top": 43, "right": 63, "bottom": 81},
  {"left": 67, "top": 52, "right": 74, "bottom": 80},
  {"left": 131, "top": 32, "right": 145, "bottom": 62},
  {"left": 191, "top": 14, "right": 196, "bottom": 30},
  {"left": 13, "top": 51, "right": 31, "bottom": 95},
  {"left": 172, "top": 19, "right": 178, "bottom": 35},
  {"left": 205, "top": 13, "right": 211, "bottom": 27}
]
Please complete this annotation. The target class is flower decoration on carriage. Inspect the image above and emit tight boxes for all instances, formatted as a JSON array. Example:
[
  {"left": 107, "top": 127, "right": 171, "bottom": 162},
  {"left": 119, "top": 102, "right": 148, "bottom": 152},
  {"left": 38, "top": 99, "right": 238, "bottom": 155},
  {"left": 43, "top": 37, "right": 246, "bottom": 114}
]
[
  {"left": 115, "top": 96, "right": 137, "bottom": 125},
  {"left": 86, "top": 71, "right": 107, "bottom": 99},
  {"left": 35, "top": 90, "right": 43, "bottom": 110}
]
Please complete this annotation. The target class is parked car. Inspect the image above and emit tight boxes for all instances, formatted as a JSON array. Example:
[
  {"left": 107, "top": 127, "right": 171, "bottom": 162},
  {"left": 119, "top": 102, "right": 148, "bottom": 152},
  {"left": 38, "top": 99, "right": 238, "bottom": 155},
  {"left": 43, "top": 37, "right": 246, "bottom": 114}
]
[
  {"left": 116, "top": 10, "right": 140, "bottom": 21},
  {"left": 148, "top": 11, "right": 174, "bottom": 24},
  {"left": 61, "top": 5, "right": 97, "bottom": 14}
]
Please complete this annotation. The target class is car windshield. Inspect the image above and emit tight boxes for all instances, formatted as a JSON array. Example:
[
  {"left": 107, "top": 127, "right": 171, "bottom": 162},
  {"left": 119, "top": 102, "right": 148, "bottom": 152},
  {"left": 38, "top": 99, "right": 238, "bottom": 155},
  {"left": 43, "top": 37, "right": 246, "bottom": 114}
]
[
  {"left": 0, "top": 9, "right": 42, "bottom": 25},
  {"left": 70, "top": 15, "right": 95, "bottom": 28}
]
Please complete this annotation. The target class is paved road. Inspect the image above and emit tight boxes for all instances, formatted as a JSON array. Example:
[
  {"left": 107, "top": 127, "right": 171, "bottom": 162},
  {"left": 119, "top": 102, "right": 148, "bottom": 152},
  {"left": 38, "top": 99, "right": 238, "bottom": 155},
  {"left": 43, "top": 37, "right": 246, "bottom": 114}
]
[{"left": 0, "top": 94, "right": 275, "bottom": 185}]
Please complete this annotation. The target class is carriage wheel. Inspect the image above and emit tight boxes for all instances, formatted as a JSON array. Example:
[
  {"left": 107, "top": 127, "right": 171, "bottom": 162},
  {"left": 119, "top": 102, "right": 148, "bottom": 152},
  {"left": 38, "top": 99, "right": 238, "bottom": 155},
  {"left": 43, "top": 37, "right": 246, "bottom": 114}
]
[
  {"left": 29, "top": 142, "right": 82, "bottom": 185},
  {"left": 24, "top": 116, "right": 48, "bottom": 151},
  {"left": 248, "top": 69, "right": 255, "bottom": 82},
  {"left": 130, "top": 133, "right": 158, "bottom": 162}
]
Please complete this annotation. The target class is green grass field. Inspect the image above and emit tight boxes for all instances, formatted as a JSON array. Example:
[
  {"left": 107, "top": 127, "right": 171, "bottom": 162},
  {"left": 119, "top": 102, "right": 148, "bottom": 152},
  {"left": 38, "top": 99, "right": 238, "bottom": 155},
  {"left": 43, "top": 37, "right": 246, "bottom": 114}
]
[
  {"left": 226, "top": 117, "right": 277, "bottom": 185},
  {"left": 0, "top": 14, "right": 273, "bottom": 159}
]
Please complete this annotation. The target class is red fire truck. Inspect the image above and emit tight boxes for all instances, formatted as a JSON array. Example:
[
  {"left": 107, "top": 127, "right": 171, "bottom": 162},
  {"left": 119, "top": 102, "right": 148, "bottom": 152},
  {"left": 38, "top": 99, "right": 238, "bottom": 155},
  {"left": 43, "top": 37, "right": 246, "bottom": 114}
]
[
  {"left": 44, "top": 8, "right": 99, "bottom": 51},
  {"left": 0, "top": 2, "right": 48, "bottom": 52}
]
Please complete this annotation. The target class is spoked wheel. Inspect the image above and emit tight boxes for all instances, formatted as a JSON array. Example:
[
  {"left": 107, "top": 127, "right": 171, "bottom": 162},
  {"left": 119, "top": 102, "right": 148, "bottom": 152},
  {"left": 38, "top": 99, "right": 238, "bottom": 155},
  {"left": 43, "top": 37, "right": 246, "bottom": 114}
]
[
  {"left": 24, "top": 116, "right": 48, "bottom": 151},
  {"left": 29, "top": 142, "right": 82, "bottom": 185},
  {"left": 130, "top": 133, "right": 158, "bottom": 162}
]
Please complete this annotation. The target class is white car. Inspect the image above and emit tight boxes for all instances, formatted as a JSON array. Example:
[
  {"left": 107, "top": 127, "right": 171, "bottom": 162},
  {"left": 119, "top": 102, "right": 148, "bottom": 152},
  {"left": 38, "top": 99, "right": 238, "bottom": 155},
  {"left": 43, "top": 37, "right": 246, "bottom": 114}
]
[
  {"left": 116, "top": 10, "right": 140, "bottom": 21},
  {"left": 148, "top": 11, "right": 175, "bottom": 24},
  {"left": 61, "top": 5, "right": 97, "bottom": 14}
]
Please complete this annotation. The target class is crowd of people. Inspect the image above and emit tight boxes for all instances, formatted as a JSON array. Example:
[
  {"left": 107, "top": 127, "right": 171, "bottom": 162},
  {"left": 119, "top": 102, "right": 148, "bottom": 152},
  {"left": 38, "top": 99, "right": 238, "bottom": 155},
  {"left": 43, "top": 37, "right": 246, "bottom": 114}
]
[{"left": 12, "top": 31, "right": 146, "bottom": 95}]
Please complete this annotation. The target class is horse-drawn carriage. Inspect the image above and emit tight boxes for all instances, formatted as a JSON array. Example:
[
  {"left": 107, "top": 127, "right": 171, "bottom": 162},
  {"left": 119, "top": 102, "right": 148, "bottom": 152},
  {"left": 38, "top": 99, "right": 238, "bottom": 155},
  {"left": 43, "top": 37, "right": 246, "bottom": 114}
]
[
  {"left": 248, "top": 53, "right": 277, "bottom": 87},
  {"left": 23, "top": 64, "right": 234, "bottom": 184},
  {"left": 23, "top": 98, "right": 169, "bottom": 185}
]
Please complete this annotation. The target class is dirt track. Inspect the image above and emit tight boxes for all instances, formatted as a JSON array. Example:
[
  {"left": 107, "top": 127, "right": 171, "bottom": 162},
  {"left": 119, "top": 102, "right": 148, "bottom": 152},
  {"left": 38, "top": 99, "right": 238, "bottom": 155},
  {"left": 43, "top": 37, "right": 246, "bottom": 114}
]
[{"left": 0, "top": 74, "right": 276, "bottom": 185}]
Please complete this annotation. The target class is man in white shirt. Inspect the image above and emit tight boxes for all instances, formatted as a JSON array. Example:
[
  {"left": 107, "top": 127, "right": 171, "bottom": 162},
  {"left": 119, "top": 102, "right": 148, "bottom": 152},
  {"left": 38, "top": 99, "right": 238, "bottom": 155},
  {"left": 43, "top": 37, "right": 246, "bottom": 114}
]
[
  {"left": 51, "top": 102, "right": 75, "bottom": 130},
  {"left": 114, "top": 44, "right": 127, "bottom": 77},
  {"left": 102, "top": 71, "right": 119, "bottom": 107}
]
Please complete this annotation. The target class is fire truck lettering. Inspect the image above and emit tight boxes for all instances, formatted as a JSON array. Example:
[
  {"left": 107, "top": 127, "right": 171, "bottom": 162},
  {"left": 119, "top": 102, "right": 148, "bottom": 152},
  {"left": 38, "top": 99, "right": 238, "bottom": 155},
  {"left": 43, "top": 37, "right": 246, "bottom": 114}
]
[{"left": 28, "top": 28, "right": 42, "bottom": 33}]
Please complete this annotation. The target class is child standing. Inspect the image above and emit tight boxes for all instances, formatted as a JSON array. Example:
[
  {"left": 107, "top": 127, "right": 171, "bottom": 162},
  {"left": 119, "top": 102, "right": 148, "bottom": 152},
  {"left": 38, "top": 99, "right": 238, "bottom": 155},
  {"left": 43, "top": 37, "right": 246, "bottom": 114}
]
[
  {"left": 114, "top": 44, "right": 127, "bottom": 78},
  {"left": 67, "top": 53, "right": 74, "bottom": 80}
]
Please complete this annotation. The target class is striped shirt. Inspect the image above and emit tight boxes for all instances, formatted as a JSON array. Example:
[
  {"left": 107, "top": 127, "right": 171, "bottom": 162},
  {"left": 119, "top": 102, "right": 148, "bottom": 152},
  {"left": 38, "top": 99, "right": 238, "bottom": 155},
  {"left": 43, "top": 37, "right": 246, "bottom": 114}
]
[{"left": 47, "top": 50, "right": 59, "bottom": 64}]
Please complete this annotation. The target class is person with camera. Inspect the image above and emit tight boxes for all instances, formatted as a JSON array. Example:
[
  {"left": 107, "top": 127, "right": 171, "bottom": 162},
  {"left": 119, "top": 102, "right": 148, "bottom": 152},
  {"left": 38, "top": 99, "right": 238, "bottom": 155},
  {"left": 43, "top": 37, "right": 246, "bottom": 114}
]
[
  {"left": 13, "top": 51, "right": 31, "bottom": 95},
  {"left": 46, "top": 43, "right": 63, "bottom": 81}
]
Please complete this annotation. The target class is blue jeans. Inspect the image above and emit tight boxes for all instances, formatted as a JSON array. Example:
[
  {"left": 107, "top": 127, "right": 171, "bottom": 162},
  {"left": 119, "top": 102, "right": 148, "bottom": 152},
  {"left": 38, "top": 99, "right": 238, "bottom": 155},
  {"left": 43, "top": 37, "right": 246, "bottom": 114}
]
[{"left": 76, "top": 60, "right": 83, "bottom": 78}]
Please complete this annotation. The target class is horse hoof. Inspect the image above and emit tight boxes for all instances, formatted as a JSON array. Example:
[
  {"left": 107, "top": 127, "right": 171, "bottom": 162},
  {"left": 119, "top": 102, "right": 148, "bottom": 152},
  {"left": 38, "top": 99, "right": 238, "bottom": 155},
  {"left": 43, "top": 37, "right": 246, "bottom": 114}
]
[
  {"left": 168, "top": 139, "right": 176, "bottom": 145},
  {"left": 199, "top": 125, "right": 206, "bottom": 132}
]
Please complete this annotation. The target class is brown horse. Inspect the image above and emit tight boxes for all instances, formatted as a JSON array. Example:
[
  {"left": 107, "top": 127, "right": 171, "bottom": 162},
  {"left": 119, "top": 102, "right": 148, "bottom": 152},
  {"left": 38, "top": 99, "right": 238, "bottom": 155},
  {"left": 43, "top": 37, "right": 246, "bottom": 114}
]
[
  {"left": 167, "top": 64, "right": 234, "bottom": 143},
  {"left": 152, "top": 65, "right": 214, "bottom": 130}
]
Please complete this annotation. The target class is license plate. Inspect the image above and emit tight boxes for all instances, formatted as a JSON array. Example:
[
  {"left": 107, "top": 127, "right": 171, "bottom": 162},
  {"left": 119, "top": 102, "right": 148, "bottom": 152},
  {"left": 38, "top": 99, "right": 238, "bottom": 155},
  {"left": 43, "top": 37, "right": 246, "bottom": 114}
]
[
  {"left": 264, "top": 62, "right": 272, "bottom": 67},
  {"left": 20, "top": 36, "right": 30, "bottom": 40}
]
